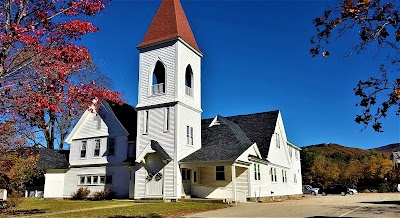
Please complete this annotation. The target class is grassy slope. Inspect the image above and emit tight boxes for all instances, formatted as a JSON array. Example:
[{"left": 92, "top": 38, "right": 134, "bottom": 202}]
[
  {"left": 46, "top": 202, "right": 228, "bottom": 218},
  {"left": 2, "top": 199, "right": 228, "bottom": 218}
]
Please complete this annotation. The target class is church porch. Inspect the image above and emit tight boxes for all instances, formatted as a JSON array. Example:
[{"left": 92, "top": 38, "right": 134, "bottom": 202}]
[{"left": 179, "top": 161, "right": 250, "bottom": 203}]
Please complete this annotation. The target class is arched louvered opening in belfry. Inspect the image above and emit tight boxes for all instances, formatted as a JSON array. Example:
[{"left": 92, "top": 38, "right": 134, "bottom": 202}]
[
  {"left": 185, "top": 65, "right": 193, "bottom": 97},
  {"left": 151, "top": 61, "right": 166, "bottom": 95}
]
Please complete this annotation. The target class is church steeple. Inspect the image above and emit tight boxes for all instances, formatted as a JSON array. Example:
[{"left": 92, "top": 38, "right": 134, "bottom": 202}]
[{"left": 137, "top": 0, "right": 202, "bottom": 55}]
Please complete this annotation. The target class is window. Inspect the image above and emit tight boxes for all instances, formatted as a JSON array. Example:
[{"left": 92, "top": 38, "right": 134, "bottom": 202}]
[
  {"left": 93, "top": 176, "right": 99, "bottom": 184},
  {"left": 186, "top": 170, "right": 191, "bottom": 180},
  {"left": 270, "top": 167, "right": 277, "bottom": 182},
  {"left": 106, "top": 175, "right": 113, "bottom": 184},
  {"left": 216, "top": 166, "right": 225, "bottom": 180},
  {"left": 80, "top": 141, "right": 87, "bottom": 158},
  {"left": 289, "top": 146, "right": 292, "bottom": 157},
  {"left": 128, "top": 143, "right": 135, "bottom": 158},
  {"left": 151, "top": 61, "right": 166, "bottom": 95},
  {"left": 276, "top": 133, "right": 280, "bottom": 148},
  {"left": 96, "top": 115, "right": 101, "bottom": 130},
  {"left": 78, "top": 175, "right": 109, "bottom": 185},
  {"left": 295, "top": 150, "right": 299, "bottom": 160},
  {"left": 282, "top": 170, "right": 287, "bottom": 183},
  {"left": 294, "top": 173, "right": 297, "bottom": 183},
  {"left": 94, "top": 139, "right": 100, "bottom": 157},
  {"left": 185, "top": 65, "right": 194, "bottom": 97},
  {"left": 143, "top": 110, "right": 149, "bottom": 134},
  {"left": 108, "top": 138, "right": 115, "bottom": 156},
  {"left": 86, "top": 176, "right": 92, "bottom": 184},
  {"left": 79, "top": 176, "right": 85, "bottom": 185},
  {"left": 100, "top": 176, "right": 105, "bottom": 184},
  {"left": 254, "top": 164, "right": 261, "bottom": 180},
  {"left": 187, "top": 126, "right": 193, "bottom": 145},
  {"left": 181, "top": 169, "right": 186, "bottom": 180},
  {"left": 194, "top": 171, "right": 197, "bottom": 183},
  {"left": 164, "top": 107, "right": 170, "bottom": 131}
]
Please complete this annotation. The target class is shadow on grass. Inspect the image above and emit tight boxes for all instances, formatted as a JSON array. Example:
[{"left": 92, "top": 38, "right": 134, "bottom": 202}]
[
  {"left": 4, "top": 209, "right": 47, "bottom": 215},
  {"left": 110, "top": 213, "right": 162, "bottom": 218},
  {"left": 360, "top": 201, "right": 400, "bottom": 205}
]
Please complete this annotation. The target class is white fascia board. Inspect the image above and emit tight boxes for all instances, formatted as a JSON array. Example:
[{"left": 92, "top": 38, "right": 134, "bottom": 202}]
[
  {"left": 287, "top": 141, "right": 301, "bottom": 150},
  {"left": 65, "top": 110, "right": 90, "bottom": 144},
  {"left": 136, "top": 142, "right": 156, "bottom": 164},
  {"left": 101, "top": 101, "right": 129, "bottom": 136}
]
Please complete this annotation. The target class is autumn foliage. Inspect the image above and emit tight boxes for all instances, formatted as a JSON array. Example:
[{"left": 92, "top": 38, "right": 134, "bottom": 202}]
[
  {"left": 0, "top": 0, "right": 124, "bottom": 149},
  {"left": 302, "top": 143, "right": 396, "bottom": 191},
  {"left": 310, "top": 0, "right": 400, "bottom": 132}
]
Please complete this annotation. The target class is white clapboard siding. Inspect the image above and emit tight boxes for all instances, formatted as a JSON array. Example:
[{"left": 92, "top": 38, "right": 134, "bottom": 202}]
[
  {"left": 164, "top": 162, "right": 175, "bottom": 197},
  {"left": 176, "top": 41, "right": 202, "bottom": 110},
  {"left": 176, "top": 105, "right": 201, "bottom": 160},
  {"left": 135, "top": 106, "right": 176, "bottom": 199},
  {"left": 69, "top": 135, "right": 128, "bottom": 166},
  {"left": 72, "top": 112, "right": 109, "bottom": 140},
  {"left": 44, "top": 172, "right": 65, "bottom": 198},
  {"left": 134, "top": 167, "right": 147, "bottom": 199},
  {"left": 266, "top": 112, "right": 290, "bottom": 168},
  {"left": 137, "top": 44, "right": 176, "bottom": 108},
  {"left": 63, "top": 165, "right": 130, "bottom": 198},
  {"left": 67, "top": 102, "right": 129, "bottom": 166}
]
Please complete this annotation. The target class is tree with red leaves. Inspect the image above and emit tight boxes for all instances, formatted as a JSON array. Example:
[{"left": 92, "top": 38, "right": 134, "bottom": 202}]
[
  {"left": 0, "top": 0, "right": 124, "bottom": 149},
  {"left": 310, "top": 0, "right": 399, "bottom": 132}
]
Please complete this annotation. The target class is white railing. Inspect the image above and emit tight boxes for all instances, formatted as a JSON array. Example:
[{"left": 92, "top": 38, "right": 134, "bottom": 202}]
[
  {"left": 152, "top": 83, "right": 165, "bottom": 95},
  {"left": 192, "top": 184, "right": 247, "bottom": 202},
  {"left": 185, "top": 86, "right": 193, "bottom": 97}
]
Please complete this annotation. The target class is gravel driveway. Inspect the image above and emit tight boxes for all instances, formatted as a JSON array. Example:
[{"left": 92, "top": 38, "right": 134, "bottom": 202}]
[{"left": 185, "top": 193, "right": 400, "bottom": 217}]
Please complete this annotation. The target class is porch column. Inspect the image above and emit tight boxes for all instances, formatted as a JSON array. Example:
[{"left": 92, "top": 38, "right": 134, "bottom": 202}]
[{"left": 231, "top": 165, "right": 236, "bottom": 202}]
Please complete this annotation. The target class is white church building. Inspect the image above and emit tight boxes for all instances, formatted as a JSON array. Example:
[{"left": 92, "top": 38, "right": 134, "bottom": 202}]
[{"left": 39, "top": 0, "right": 302, "bottom": 202}]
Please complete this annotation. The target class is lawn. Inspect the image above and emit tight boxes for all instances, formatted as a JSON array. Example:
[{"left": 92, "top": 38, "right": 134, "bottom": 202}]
[{"left": 2, "top": 198, "right": 228, "bottom": 218}]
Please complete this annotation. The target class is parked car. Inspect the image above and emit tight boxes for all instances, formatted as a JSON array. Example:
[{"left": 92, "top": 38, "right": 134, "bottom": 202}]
[
  {"left": 397, "top": 184, "right": 400, "bottom": 192},
  {"left": 302, "top": 185, "right": 319, "bottom": 195},
  {"left": 348, "top": 188, "right": 358, "bottom": 195},
  {"left": 320, "top": 184, "right": 349, "bottom": 196}
]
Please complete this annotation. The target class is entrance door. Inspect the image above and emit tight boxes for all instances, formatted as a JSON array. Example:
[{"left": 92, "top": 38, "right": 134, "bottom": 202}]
[
  {"left": 145, "top": 153, "right": 164, "bottom": 197},
  {"left": 181, "top": 168, "right": 191, "bottom": 195}
]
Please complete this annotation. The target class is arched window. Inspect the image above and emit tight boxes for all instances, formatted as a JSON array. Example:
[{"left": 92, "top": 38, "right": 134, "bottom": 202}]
[
  {"left": 185, "top": 65, "right": 193, "bottom": 97},
  {"left": 151, "top": 61, "right": 165, "bottom": 95}
]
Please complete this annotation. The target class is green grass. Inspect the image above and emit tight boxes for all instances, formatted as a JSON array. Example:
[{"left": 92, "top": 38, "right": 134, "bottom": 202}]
[
  {"left": 5, "top": 198, "right": 129, "bottom": 214},
  {"left": 2, "top": 198, "right": 228, "bottom": 218}
]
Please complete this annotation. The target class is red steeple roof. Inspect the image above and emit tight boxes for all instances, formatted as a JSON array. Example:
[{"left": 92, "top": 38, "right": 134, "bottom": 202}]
[{"left": 138, "top": 0, "right": 201, "bottom": 54}]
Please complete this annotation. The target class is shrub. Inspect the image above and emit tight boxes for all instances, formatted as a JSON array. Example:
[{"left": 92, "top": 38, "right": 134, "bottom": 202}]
[
  {"left": 6, "top": 192, "right": 23, "bottom": 208},
  {"left": 92, "top": 188, "right": 114, "bottom": 201},
  {"left": 378, "top": 183, "right": 390, "bottom": 193},
  {"left": 71, "top": 187, "right": 90, "bottom": 200}
]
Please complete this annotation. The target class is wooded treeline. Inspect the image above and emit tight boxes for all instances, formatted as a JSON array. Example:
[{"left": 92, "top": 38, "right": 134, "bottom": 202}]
[{"left": 301, "top": 143, "right": 400, "bottom": 192}]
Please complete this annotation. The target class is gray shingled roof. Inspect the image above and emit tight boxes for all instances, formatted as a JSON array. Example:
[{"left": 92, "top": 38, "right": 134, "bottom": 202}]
[
  {"left": 108, "top": 102, "right": 137, "bottom": 141},
  {"left": 181, "top": 110, "right": 279, "bottom": 162},
  {"left": 226, "top": 110, "right": 279, "bottom": 158},
  {"left": 150, "top": 140, "right": 172, "bottom": 163},
  {"left": 181, "top": 116, "right": 254, "bottom": 162},
  {"left": 37, "top": 149, "right": 70, "bottom": 170}
]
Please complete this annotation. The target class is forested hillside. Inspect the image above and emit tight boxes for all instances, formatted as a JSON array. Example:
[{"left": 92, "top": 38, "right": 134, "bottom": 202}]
[
  {"left": 371, "top": 143, "right": 400, "bottom": 154},
  {"left": 301, "top": 143, "right": 399, "bottom": 191}
]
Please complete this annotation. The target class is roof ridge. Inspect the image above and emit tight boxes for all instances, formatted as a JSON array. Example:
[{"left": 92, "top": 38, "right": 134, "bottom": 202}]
[
  {"left": 218, "top": 116, "right": 252, "bottom": 144},
  {"left": 202, "top": 110, "right": 280, "bottom": 121},
  {"left": 172, "top": 0, "right": 179, "bottom": 36},
  {"left": 137, "top": 0, "right": 201, "bottom": 54}
]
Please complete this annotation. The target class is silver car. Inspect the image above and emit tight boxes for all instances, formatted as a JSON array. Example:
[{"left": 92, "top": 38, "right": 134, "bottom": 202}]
[{"left": 302, "top": 185, "right": 319, "bottom": 195}]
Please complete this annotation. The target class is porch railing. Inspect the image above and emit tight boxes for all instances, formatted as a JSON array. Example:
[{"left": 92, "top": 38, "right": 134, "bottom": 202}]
[
  {"left": 151, "top": 83, "right": 165, "bottom": 95},
  {"left": 192, "top": 184, "right": 247, "bottom": 202}
]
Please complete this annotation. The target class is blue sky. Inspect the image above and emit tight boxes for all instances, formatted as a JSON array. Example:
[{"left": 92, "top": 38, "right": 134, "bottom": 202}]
[{"left": 80, "top": 0, "right": 399, "bottom": 149}]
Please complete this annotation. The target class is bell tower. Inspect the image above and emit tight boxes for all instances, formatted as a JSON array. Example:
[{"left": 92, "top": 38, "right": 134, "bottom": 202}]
[{"left": 134, "top": 0, "right": 203, "bottom": 199}]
